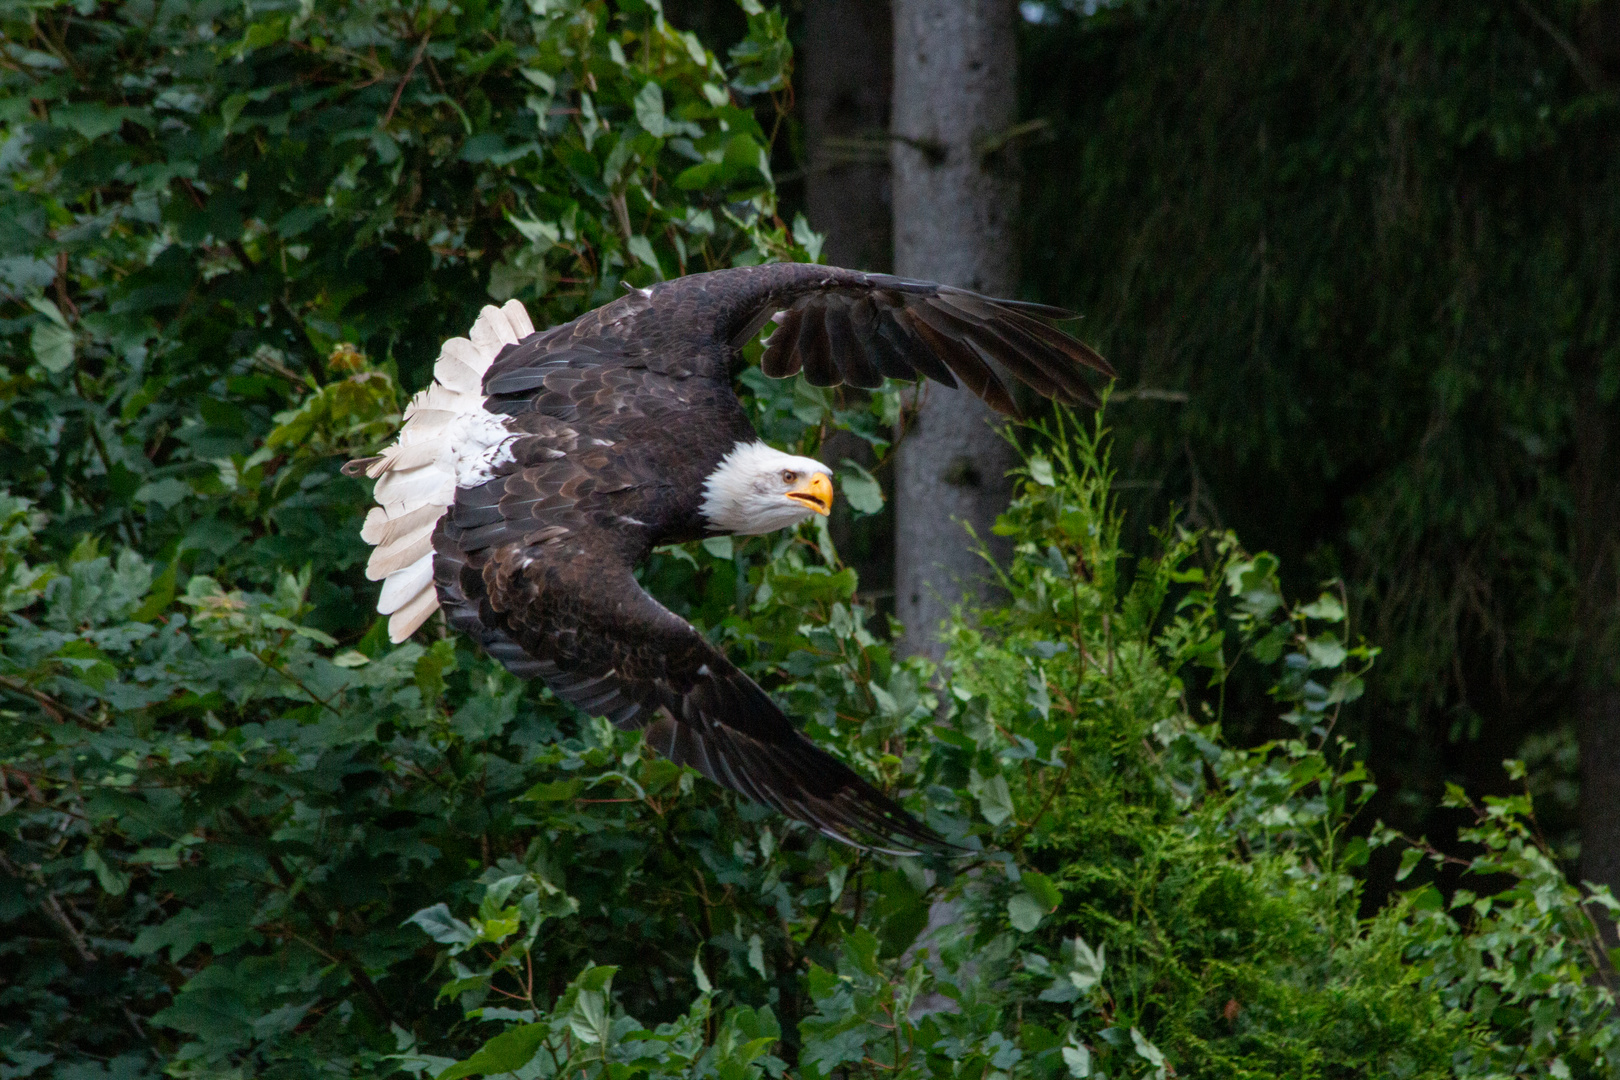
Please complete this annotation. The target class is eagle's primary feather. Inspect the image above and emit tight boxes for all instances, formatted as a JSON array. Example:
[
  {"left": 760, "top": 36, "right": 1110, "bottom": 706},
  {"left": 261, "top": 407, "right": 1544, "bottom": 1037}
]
[{"left": 348, "top": 264, "right": 1113, "bottom": 853}]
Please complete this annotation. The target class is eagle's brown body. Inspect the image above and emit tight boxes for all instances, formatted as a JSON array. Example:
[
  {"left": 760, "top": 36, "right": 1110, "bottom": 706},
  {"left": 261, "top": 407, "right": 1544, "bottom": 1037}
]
[{"left": 354, "top": 263, "right": 1111, "bottom": 852}]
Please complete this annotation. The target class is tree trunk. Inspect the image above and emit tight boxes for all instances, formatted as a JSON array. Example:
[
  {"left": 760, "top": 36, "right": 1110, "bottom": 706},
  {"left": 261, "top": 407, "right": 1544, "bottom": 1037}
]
[
  {"left": 802, "top": 0, "right": 893, "bottom": 274},
  {"left": 1574, "top": 3, "right": 1620, "bottom": 939},
  {"left": 1574, "top": 372, "right": 1620, "bottom": 936},
  {"left": 890, "top": 0, "right": 1021, "bottom": 659},
  {"left": 802, "top": 0, "right": 896, "bottom": 606}
]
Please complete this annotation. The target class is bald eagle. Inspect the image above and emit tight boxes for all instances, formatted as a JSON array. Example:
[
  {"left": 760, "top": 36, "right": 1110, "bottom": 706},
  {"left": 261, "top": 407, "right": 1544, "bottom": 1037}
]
[{"left": 348, "top": 263, "right": 1111, "bottom": 852}]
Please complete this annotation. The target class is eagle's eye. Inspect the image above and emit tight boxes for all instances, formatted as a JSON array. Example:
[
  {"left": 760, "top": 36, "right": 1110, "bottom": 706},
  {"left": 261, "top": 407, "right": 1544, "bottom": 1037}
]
[{"left": 781, "top": 470, "right": 798, "bottom": 484}]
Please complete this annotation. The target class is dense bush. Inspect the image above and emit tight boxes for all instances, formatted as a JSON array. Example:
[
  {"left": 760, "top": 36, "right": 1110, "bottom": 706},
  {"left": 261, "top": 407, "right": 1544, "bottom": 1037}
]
[
  {"left": 372, "top": 419, "right": 1620, "bottom": 1080},
  {"left": 3, "top": 3, "right": 1619, "bottom": 1079}
]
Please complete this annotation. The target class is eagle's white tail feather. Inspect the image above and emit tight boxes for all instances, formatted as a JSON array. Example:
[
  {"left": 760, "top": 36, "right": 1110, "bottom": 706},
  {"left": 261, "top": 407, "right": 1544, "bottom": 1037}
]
[
  {"left": 433, "top": 353, "right": 483, "bottom": 393},
  {"left": 371, "top": 467, "right": 455, "bottom": 514},
  {"left": 387, "top": 584, "right": 442, "bottom": 642},
  {"left": 380, "top": 441, "right": 444, "bottom": 473},
  {"left": 378, "top": 554, "right": 434, "bottom": 613},
  {"left": 358, "top": 301, "right": 533, "bottom": 642},
  {"left": 501, "top": 299, "right": 535, "bottom": 337},
  {"left": 366, "top": 527, "right": 434, "bottom": 580},
  {"left": 362, "top": 503, "right": 440, "bottom": 546}
]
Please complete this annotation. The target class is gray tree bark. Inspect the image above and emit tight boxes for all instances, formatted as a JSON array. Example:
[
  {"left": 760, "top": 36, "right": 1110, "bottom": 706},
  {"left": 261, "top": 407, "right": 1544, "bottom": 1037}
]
[
  {"left": 802, "top": 0, "right": 893, "bottom": 274},
  {"left": 890, "top": 0, "right": 1021, "bottom": 659},
  {"left": 802, "top": 0, "right": 895, "bottom": 600}
]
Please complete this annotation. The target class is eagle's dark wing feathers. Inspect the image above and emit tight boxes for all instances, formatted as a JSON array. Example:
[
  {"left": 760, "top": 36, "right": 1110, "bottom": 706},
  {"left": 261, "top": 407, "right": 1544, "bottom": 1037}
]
[
  {"left": 425, "top": 322, "right": 946, "bottom": 852},
  {"left": 440, "top": 515, "right": 944, "bottom": 853},
  {"left": 681, "top": 263, "right": 1115, "bottom": 416},
  {"left": 476, "top": 263, "right": 1113, "bottom": 417}
]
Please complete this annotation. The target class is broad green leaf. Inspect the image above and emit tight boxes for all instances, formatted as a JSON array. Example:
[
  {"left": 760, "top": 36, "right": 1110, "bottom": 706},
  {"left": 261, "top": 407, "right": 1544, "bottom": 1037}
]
[
  {"left": 52, "top": 103, "right": 143, "bottom": 140},
  {"left": 634, "top": 81, "right": 667, "bottom": 137},
  {"left": 1022, "top": 870, "right": 1061, "bottom": 911},
  {"left": 405, "top": 904, "right": 478, "bottom": 948},
  {"left": 626, "top": 234, "right": 665, "bottom": 279},
  {"left": 83, "top": 847, "right": 130, "bottom": 896},
  {"left": 30, "top": 321, "right": 73, "bottom": 373},
  {"left": 971, "top": 769, "right": 1015, "bottom": 826},
  {"left": 838, "top": 464, "right": 884, "bottom": 515},
  {"left": 519, "top": 778, "right": 585, "bottom": 802},
  {"left": 568, "top": 989, "right": 608, "bottom": 1044},
  {"left": 1008, "top": 893, "right": 1044, "bottom": 932},
  {"left": 1303, "top": 633, "right": 1348, "bottom": 669},
  {"left": 437, "top": 1024, "right": 547, "bottom": 1080},
  {"left": 1062, "top": 1042, "right": 1092, "bottom": 1078},
  {"left": 1298, "top": 592, "right": 1345, "bottom": 621}
]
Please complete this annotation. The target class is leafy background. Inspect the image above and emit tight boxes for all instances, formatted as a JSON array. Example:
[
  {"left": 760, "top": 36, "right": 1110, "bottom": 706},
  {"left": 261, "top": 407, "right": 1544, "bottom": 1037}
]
[
  {"left": 1019, "top": 0, "right": 1620, "bottom": 873},
  {"left": 2, "top": 2, "right": 1618, "bottom": 1079}
]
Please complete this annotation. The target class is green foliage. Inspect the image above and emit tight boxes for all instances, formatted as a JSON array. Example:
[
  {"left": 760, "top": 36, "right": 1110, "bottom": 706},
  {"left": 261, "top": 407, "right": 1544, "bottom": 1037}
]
[
  {"left": 1020, "top": 0, "right": 1620, "bottom": 842},
  {"left": 1, "top": 0, "right": 804, "bottom": 578},
  {"left": 4, "top": 2, "right": 1619, "bottom": 1078},
  {"left": 376, "top": 417, "right": 1619, "bottom": 1080}
]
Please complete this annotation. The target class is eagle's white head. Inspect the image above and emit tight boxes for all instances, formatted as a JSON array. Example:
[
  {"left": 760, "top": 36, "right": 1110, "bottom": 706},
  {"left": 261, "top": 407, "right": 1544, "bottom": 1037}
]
[{"left": 700, "top": 441, "right": 834, "bottom": 536}]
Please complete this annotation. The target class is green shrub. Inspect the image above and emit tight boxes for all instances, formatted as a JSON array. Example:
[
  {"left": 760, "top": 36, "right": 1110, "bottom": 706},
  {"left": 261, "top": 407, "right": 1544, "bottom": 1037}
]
[{"left": 364, "top": 416, "right": 1620, "bottom": 1080}]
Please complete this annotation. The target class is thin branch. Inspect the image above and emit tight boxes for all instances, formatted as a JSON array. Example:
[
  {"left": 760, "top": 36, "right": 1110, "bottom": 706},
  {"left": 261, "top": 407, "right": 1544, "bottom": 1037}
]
[
  {"left": 1516, "top": 0, "right": 1605, "bottom": 92},
  {"left": 227, "top": 808, "right": 400, "bottom": 1026},
  {"left": 42, "top": 891, "right": 98, "bottom": 962},
  {"left": 0, "top": 851, "right": 96, "bottom": 963},
  {"left": 53, "top": 251, "right": 80, "bottom": 321},
  {"left": 0, "top": 674, "right": 98, "bottom": 728},
  {"left": 381, "top": 31, "right": 432, "bottom": 128}
]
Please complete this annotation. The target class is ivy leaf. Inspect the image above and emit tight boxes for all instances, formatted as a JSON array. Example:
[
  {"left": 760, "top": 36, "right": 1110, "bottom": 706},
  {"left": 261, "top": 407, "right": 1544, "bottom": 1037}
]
[
  {"left": 1132, "top": 1028, "right": 1168, "bottom": 1079},
  {"left": 1303, "top": 633, "right": 1348, "bottom": 670},
  {"left": 1298, "top": 592, "right": 1345, "bottom": 621}
]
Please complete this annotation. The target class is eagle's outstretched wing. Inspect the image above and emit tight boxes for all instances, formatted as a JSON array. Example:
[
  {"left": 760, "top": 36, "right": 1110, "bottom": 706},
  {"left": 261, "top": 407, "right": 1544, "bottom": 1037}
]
[
  {"left": 631, "top": 262, "right": 1113, "bottom": 415},
  {"left": 475, "top": 263, "right": 1114, "bottom": 418},
  {"left": 435, "top": 516, "right": 948, "bottom": 854}
]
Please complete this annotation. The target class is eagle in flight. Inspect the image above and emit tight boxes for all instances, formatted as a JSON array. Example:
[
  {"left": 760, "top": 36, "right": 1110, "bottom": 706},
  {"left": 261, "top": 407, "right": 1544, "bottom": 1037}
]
[{"left": 349, "top": 263, "right": 1111, "bottom": 852}]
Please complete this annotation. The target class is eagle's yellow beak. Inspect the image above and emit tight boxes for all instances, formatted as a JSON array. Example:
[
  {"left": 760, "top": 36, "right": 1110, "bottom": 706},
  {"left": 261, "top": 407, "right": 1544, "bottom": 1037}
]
[{"left": 785, "top": 472, "right": 834, "bottom": 516}]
